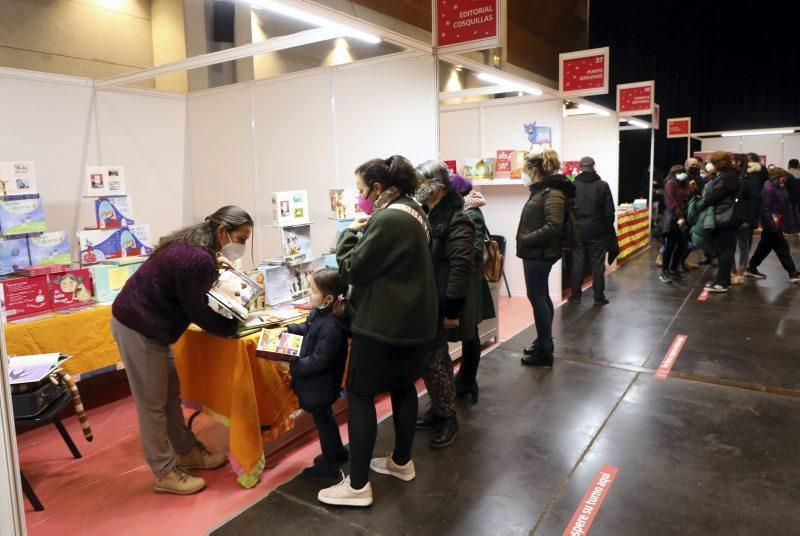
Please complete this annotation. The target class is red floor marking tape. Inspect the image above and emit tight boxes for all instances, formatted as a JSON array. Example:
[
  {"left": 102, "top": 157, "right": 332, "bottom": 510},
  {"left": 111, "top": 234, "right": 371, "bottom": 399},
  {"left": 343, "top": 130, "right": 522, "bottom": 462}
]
[
  {"left": 563, "top": 465, "right": 620, "bottom": 536},
  {"left": 654, "top": 334, "right": 688, "bottom": 380},
  {"left": 697, "top": 289, "right": 709, "bottom": 301}
]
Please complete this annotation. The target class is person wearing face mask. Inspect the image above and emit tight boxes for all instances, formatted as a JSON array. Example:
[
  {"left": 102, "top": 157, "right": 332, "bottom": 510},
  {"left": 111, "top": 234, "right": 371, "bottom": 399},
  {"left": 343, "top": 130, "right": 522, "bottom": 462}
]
[
  {"left": 110, "top": 206, "right": 253, "bottom": 495},
  {"left": 283, "top": 268, "right": 353, "bottom": 479},
  {"left": 516, "top": 149, "right": 576, "bottom": 366},
  {"left": 745, "top": 167, "right": 800, "bottom": 283},
  {"left": 732, "top": 154, "right": 762, "bottom": 283},
  {"left": 320, "top": 155, "right": 437, "bottom": 508},
  {"left": 697, "top": 152, "right": 740, "bottom": 292},
  {"left": 412, "top": 161, "right": 475, "bottom": 449},
  {"left": 660, "top": 165, "right": 690, "bottom": 283}
]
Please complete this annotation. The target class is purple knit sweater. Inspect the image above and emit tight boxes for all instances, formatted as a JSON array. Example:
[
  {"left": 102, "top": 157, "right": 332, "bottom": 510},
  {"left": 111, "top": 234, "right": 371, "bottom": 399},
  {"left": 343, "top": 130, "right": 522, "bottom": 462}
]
[{"left": 112, "top": 241, "right": 238, "bottom": 345}]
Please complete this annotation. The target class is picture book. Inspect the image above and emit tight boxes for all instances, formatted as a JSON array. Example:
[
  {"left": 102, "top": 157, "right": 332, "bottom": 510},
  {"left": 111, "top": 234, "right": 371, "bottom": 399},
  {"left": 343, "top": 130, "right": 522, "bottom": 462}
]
[
  {"left": 95, "top": 196, "right": 135, "bottom": 229},
  {"left": 328, "top": 188, "right": 363, "bottom": 220},
  {"left": 0, "top": 236, "right": 30, "bottom": 276},
  {"left": 562, "top": 161, "right": 581, "bottom": 182},
  {"left": 85, "top": 166, "right": 126, "bottom": 197},
  {"left": 79, "top": 225, "right": 153, "bottom": 264},
  {"left": 50, "top": 268, "right": 94, "bottom": 310},
  {"left": 272, "top": 190, "right": 310, "bottom": 227},
  {"left": 494, "top": 150, "right": 516, "bottom": 179},
  {"left": 464, "top": 158, "right": 493, "bottom": 180},
  {"left": 0, "top": 195, "right": 46, "bottom": 236},
  {"left": 0, "top": 275, "right": 51, "bottom": 320},
  {"left": 256, "top": 328, "right": 303, "bottom": 362},
  {"left": 90, "top": 263, "right": 138, "bottom": 303},
  {"left": 8, "top": 353, "right": 70, "bottom": 385},
  {"left": 28, "top": 231, "right": 71, "bottom": 266},
  {"left": 0, "top": 161, "right": 37, "bottom": 196},
  {"left": 281, "top": 224, "right": 312, "bottom": 262},
  {"left": 444, "top": 160, "right": 457, "bottom": 174},
  {"left": 510, "top": 150, "right": 529, "bottom": 179},
  {"left": 207, "top": 267, "right": 264, "bottom": 322}
]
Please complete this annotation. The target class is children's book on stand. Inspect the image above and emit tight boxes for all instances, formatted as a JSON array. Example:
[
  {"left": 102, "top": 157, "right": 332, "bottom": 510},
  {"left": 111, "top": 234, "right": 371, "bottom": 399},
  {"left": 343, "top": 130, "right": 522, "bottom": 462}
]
[
  {"left": 207, "top": 266, "right": 264, "bottom": 322},
  {"left": 464, "top": 158, "right": 494, "bottom": 180},
  {"left": 281, "top": 224, "right": 312, "bottom": 262},
  {"left": 0, "top": 194, "right": 46, "bottom": 236},
  {"left": 0, "top": 161, "right": 38, "bottom": 196},
  {"left": 0, "top": 236, "right": 30, "bottom": 276},
  {"left": 272, "top": 190, "right": 310, "bottom": 227},
  {"left": 28, "top": 231, "right": 71, "bottom": 266},
  {"left": 78, "top": 225, "right": 153, "bottom": 265},
  {"left": 95, "top": 196, "right": 134, "bottom": 229},
  {"left": 328, "top": 188, "right": 363, "bottom": 220},
  {"left": 85, "top": 166, "right": 126, "bottom": 197},
  {"left": 256, "top": 328, "right": 302, "bottom": 362}
]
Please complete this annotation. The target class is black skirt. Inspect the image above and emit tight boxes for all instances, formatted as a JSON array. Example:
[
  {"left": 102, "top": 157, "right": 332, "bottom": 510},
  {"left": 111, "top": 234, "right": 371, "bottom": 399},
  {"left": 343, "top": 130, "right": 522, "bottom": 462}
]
[{"left": 347, "top": 334, "right": 426, "bottom": 396}]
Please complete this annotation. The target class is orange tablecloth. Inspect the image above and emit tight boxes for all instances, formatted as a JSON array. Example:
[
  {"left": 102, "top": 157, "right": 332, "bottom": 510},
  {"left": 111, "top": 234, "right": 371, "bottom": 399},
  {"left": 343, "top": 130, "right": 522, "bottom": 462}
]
[
  {"left": 5, "top": 305, "right": 120, "bottom": 379},
  {"left": 173, "top": 326, "right": 300, "bottom": 488},
  {"left": 617, "top": 208, "right": 650, "bottom": 262}
]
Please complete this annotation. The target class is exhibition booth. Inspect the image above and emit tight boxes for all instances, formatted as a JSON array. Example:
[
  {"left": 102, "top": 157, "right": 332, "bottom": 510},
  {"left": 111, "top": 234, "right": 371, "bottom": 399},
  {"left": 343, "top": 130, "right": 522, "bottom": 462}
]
[{"left": 0, "top": 1, "right": 655, "bottom": 528}]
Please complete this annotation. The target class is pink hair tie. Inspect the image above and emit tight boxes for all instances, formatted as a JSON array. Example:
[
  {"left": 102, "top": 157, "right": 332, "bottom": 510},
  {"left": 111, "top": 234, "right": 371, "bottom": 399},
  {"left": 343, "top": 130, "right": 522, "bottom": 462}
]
[{"left": 337, "top": 294, "right": 346, "bottom": 302}]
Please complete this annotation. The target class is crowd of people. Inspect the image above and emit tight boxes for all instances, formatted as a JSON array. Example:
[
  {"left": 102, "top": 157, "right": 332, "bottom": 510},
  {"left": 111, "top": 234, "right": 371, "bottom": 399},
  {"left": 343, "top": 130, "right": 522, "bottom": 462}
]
[{"left": 657, "top": 152, "right": 800, "bottom": 291}]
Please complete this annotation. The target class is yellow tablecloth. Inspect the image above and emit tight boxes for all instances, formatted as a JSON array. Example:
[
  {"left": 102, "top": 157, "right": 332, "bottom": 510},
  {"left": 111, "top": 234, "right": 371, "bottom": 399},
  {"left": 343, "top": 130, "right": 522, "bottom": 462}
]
[
  {"left": 5, "top": 305, "right": 120, "bottom": 379},
  {"left": 617, "top": 208, "right": 650, "bottom": 262},
  {"left": 173, "top": 326, "right": 300, "bottom": 488}
]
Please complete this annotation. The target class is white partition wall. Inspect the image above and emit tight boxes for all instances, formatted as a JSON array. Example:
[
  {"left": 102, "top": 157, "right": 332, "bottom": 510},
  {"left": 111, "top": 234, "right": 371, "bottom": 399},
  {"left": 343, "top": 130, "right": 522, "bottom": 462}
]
[
  {"left": 783, "top": 134, "right": 800, "bottom": 165},
  {"left": 440, "top": 96, "right": 564, "bottom": 300},
  {"left": 701, "top": 134, "right": 796, "bottom": 166},
  {"left": 563, "top": 114, "right": 620, "bottom": 207}
]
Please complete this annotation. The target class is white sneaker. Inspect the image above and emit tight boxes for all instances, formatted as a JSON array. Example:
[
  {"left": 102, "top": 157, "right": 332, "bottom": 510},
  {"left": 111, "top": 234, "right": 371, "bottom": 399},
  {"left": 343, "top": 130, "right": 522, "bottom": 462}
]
[
  {"left": 370, "top": 454, "right": 416, "bottom": 481},
  {"left": 317, "top": 473, "right": 373, "bottom": 507}
]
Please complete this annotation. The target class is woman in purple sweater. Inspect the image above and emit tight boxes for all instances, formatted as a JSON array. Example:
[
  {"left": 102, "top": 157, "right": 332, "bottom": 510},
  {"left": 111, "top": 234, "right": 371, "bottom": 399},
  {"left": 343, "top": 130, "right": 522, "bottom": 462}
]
[{"left": 111, "top": 206, "right": 252, "bottom": 495}]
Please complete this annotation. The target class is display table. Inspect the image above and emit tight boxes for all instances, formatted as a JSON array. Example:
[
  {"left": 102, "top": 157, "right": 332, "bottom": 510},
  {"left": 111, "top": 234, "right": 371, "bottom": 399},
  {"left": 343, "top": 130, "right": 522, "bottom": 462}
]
[
  {"left": 173, "top": 326, "right": 300, "bottom": 488},
  {"left": 616, "top": 208, "right": 650, "bottom": 262},
  {"left": 5, "top": 305, "right": 120, "bottom": 380}
]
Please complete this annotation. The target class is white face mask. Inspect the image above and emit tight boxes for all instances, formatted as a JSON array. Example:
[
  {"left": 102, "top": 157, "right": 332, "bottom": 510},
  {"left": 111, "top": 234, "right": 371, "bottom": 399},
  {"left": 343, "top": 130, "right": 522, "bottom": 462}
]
[
  {"left": 220, "top": 232, "right": 246, "bottom": 261},
  {"left": 705, "top": 162, "right": 715, "bottom": 173},
  {"left": 676, "top": 172, "right": 688, "bottom": 181},
  {"left": 521, "top": 172, "right": 534, "bottom": 187}
]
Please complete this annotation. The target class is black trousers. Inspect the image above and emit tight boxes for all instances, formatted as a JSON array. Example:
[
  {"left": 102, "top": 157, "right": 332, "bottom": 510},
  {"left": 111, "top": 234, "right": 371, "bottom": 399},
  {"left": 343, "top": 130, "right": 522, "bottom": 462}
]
[
  {"left": 523, "top": 258, "right": 555, "bottom": 350},
  {"left": 306, "top": 406, "right": 345, "bottom": 468},
  {"left": 457, "top": 326, "right": 481, "bottom": 388},
  {"left": 571, "top": 238, "right": 607, "bottom": 299},
  {"left": 712, "top": 227, "right": 737, "bottom": 286},
  {"left": 749, "top": 228, "right": 797, "bottom": 275},
  {"left": 662, "top": 226, "right": 687, "bottom": 273}
]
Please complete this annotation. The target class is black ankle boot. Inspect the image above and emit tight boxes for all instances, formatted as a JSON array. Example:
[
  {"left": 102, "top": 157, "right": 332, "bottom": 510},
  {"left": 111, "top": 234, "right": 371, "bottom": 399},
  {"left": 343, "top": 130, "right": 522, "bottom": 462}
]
[
  {"left": 415, "top": 408, "right": 443, "bottom": 431},
  {"left": 314, "top": 448, "right": 349, "bottom": 467},
  {"left": 523, "top": 339, "right": 540, "bottom": 356},
  {"left": 429, "top": 414, "right": 459, "bottom": 449},
  {"left": 521, "top": 345, "right": 554, "bottom": 367},
  {"left": 455, "top": 382, "right": 479, "bottom": 404}
]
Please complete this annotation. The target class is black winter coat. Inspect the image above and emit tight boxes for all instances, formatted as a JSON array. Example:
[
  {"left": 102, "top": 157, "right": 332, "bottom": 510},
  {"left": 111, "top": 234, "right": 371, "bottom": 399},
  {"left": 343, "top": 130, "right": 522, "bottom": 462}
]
[
  {"left": 287, "top": 307, "right": 352, "bottom": 408},
  {"left": 516, "top": 174, "right": 576, "bottom": 260},
  {"left": 738, "top": 170, "right": 762, "bottom": 226},
  {"left": 428, "top": 189, "right": 476, "bottom": 343},
  {"left": 573, "top": 171, "right": 615, "bottom": 240}
]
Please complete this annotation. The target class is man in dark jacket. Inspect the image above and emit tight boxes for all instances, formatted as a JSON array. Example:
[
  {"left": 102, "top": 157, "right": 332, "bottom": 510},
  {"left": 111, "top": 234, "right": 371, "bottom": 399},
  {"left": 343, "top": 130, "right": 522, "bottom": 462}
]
[
  {"left": 569, "top": 156, "right": 615, "bottom": 305},
  {"left": 784, "top": 159, "right": 800, "bottom": 235}
]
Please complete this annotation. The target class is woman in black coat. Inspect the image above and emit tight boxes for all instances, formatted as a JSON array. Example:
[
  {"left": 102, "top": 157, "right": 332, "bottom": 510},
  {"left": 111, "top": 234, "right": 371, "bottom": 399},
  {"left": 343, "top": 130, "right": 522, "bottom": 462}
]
[
  {"left": 414, "top": 160, "right": 475, "bottom": 449},
  {"left": 516, "top": 149, "right": 575, "bottom": 366}
]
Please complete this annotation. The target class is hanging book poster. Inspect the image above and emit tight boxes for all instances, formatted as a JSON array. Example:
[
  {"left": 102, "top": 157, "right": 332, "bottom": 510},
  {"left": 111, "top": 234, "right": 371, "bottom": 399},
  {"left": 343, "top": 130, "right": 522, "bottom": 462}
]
[
  {"left": 85, "top": 166, "right": 126, "bottom": 197},
  {"left": 95, "top": 196, "right": 135, "bottom": 229},
  {"left": 272, "top": 190, "right": 310, "bottom": 227},
  {"left": 282, "top": 224, "right": 312, "bottom": 262},
  {"left": 0, "top": 194, "right": 46, "bottom": 236},
  {"left": 28, "top": 231, "right": 71, "bottom": 266},
  {"left": 79, "top": 225, "right": 153, "bottom": 264},
  {"left": 0, "top": 161, "right": 37, "bottom": 196}
]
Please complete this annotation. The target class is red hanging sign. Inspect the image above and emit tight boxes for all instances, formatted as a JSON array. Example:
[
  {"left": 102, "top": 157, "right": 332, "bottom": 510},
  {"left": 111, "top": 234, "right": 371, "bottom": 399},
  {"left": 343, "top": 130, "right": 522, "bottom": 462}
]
[
  {"left": 559, "top": 47, "right": 610, "bottom": 97},
  {"left": 667, "top": 117, "right": 692, "bottom": 138},
  {"left": 617, "top": 81, "right": 654, "bottom": 115},
  {"left": 437, "top": 0, "right": 499, "bottom": 52}
]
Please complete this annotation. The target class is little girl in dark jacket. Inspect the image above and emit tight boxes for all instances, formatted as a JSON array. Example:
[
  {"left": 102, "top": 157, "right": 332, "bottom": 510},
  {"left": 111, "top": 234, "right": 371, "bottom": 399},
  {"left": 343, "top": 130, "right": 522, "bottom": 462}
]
[{"left": 286, "top": 268, "right": 353, "bottom": 478}]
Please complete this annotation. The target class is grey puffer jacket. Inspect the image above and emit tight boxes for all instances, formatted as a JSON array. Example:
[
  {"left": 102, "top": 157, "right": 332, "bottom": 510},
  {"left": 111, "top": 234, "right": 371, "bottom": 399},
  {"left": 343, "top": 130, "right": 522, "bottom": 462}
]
[{"left": 516, "top": 174, "right": 576, "bottom": 260}]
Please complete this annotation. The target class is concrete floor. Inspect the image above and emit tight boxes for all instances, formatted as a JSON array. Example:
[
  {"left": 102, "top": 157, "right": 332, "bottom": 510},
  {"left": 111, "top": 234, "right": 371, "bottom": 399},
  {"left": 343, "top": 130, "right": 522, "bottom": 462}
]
[{"left": 212, "top": 239, "right": 800, "bottom": 536}]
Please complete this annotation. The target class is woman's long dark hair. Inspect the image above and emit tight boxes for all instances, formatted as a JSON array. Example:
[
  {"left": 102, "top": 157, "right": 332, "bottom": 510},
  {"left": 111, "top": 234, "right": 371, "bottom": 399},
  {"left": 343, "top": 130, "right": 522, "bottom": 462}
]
[{"left": 153, "top": 205, "right": 253, "bottom": 255}]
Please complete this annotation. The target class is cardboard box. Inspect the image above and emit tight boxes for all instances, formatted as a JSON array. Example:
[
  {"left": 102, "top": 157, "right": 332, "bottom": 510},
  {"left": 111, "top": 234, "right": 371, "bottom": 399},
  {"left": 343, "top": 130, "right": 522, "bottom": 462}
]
[
  {"left": 0, "top": 237, "right": 30, "bottom": 276},
  {"left": 49, "top": 268, "right": 94, "bottom": 310},
  {"left": 0, "top": 194, "right": 46, "bottom": 236},
  {"left": 0, "top": 275, "right": 51, "bottom": 320},
  {"left": 272, "top": 190, "right": 310, "bottom": 227},
  {"left": 28, "top": 231, "right": 71, "bottom": 266},
  {"left": 95, "top": 196, "right": 134, "bottom": 229},
  {"left": 79, "top": 225, "right": 153, "bottom": 264}
]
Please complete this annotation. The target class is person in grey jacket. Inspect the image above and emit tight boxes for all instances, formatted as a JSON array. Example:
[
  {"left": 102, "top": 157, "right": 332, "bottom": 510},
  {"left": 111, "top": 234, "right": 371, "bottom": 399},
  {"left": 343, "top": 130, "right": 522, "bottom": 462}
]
[{"left": 568, "top": 156, "right": 615, "bottom": 305}]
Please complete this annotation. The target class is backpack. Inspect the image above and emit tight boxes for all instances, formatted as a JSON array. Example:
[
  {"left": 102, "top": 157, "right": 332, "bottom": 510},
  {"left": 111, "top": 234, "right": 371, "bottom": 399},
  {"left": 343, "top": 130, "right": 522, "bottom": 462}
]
[{"left": 482, "top": 226, "right": 503, "bottom": 283}]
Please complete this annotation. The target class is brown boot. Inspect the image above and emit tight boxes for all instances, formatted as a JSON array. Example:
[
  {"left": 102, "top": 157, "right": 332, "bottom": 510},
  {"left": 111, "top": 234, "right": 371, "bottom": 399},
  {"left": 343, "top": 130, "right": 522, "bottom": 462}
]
[
  {"left": 153, "top": 465, "right": 206, "bottom": 495},
  {"left": 177, "top": 441, "right": 227, "bottom": 470}
]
